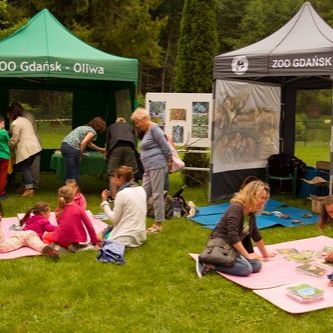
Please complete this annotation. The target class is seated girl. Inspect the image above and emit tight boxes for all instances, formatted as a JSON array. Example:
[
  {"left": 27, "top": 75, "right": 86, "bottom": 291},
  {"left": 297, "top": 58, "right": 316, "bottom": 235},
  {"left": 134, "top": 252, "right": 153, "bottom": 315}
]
[
  {"left": 65, "top": 178, "right": 87, "bottom": 210},
  {"left": 0, "top": 202, "right": 59, "bottom": 260},
  {"left": 99, "top": 166, "right": 147, "bottom": 247},
  {"left": 43, "top": 185, "right": 97, "bottom": 251}
]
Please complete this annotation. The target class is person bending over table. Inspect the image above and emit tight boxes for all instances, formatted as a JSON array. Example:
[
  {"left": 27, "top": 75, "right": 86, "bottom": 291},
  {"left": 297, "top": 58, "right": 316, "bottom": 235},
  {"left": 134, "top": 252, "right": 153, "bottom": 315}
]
[
  {"left": 105, "top": 117, "right": 138, "bottom": 200},
  {"left": 99, "top": 166, "right": 147, "bottom": 247},
  {"left": 60, "top": 117, "right": 106, "bottom": 182},
  {"left": 199, "top": 180, "right": 276, "bottom": 277}
]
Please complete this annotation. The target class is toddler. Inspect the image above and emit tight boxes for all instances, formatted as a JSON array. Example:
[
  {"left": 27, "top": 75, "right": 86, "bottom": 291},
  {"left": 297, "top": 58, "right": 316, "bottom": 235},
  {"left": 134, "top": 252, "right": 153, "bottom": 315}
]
[
  {"left": 0, "top": 116, "right": 10, "bottom": 199},
  {"left": 65, "top": 178, "right": 87, "bottom": 210},
  {"left": 0, "top": 202, "right": 59, "bottom": 260}
]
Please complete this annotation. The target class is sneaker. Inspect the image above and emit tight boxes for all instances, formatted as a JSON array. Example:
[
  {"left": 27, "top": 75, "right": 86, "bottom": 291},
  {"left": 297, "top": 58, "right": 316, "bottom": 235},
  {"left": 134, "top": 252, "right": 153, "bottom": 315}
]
[
  {"left": 42, "top": 245, "right": 60, "bottom": 261},
  {"left": 75, "top": 243, "right": 97, "bottom": 252},
  {"left": 49, "top": 242, "right": 67, "bottom": 254},
  {"left": 21, "top": 189, "right": 34, "bottom": 197},
  {"left": 195, "top": 256, "right": 205, "bottom": 278},
  {"left": 67, "top": 243, "right": 79, "bottom": 253}
]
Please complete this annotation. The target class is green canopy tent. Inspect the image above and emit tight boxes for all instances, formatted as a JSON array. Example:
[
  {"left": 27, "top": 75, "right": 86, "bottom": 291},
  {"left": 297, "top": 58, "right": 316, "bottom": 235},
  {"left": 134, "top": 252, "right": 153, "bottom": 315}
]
[{"left": 0, "top": 8, "right": 138, "bottom": 169}]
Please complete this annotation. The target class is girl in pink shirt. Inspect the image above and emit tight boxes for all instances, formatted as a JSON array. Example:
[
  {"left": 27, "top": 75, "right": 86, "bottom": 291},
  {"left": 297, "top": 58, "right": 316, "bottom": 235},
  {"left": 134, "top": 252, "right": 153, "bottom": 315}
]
[
  {"left": 44, "top": 185, "right": 97, "bottom": 249},
  {"left": 65, "top": 178, "right": 87, "bottom": 210},
  {"left": 0, "top": 202, "right": 59, "bottom": 260}
]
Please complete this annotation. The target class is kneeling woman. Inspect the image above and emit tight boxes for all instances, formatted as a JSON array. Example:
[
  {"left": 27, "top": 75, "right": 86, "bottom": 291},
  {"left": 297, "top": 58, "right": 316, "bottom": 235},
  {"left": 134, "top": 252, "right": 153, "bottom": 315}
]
[
  {"left": 202, "top": 180, "right": 275, "bottom": 277},
  {"left": 100, "top": 166, "right": 147, "bottom": 247}
]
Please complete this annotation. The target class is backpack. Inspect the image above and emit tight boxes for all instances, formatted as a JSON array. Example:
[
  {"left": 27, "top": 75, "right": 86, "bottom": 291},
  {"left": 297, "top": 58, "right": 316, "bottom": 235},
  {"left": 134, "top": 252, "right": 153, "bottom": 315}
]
[
  {"left": 165, "top": 195, "right": 190, "bottom": 218},
  {"left": 147, "top": 186, "right": 190, "bottom": 219},
  {"left": 267, "top": 153, "right": 307, "bottom": 178}
]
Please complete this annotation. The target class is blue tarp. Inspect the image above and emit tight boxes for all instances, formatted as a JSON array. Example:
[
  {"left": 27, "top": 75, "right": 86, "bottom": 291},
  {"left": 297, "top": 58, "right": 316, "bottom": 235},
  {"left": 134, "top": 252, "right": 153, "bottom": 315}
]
[{"left": 189, "top": 199, "right": 318, "bottom": 230}]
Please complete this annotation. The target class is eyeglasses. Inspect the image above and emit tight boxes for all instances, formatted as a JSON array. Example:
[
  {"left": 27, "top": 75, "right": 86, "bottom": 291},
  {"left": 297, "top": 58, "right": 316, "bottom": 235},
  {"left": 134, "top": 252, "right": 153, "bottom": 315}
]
[{"left": 134, "top": 118, "right": 143, "bottom": 128}]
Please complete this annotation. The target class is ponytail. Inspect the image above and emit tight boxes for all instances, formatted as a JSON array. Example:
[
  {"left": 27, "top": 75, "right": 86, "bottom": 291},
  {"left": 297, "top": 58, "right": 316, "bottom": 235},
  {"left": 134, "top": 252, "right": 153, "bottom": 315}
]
[
  {"left": 19, "top": 202, "right": 50, "bottom": 226},
  {"left": 57, "top": 186, "right": 74, "bottom": 212},
  {"left": 58, "top": 196, "right": 67, "bottom": 210},
  {"left": 20, "top": 208, "right": 33, "bottom": 226}
]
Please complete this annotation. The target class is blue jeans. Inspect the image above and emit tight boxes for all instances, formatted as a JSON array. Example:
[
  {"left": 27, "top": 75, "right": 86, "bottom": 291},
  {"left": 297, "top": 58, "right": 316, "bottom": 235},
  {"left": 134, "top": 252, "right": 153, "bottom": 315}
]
[
  {"left": 61, "top": 142, "right": 80, "bottom": 182},
  {"left": 16, "top": 153, "right": 39, "bottom": 189},
  {"left": 215, "top": 254, "right": 262, "bottom": 277}
]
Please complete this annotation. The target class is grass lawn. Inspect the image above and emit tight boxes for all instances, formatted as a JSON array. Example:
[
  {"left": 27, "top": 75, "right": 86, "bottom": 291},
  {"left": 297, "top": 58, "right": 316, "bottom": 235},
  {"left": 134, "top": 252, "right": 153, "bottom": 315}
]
[
  {"left": 38, "top": 122, "right": 71, "bottom": 149},
  {"left": 295, "top": 141, "right": 330, "bottom": 167},
  {"left": 1, "top": 171, "right": 333, "bottom": 333}
]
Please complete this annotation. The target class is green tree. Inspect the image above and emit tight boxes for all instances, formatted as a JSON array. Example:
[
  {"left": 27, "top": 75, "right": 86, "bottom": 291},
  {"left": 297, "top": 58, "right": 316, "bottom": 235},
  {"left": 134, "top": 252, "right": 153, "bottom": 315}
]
[
  {"left": 216, "top": 0, "right": 248, "bottom": 53},
  {"left": 174, "top": 0, "right": 219, "bottom": 93},
  {"left": 231, "top": 0, "right": 303, "bottom": 49},
  {"left": 151, "top": 0, "right": 184, "bottom": 92},
  {"left": 0, "top": 0, "right": 27, "bottom": 39},
  {"left": 7, "top": 0, "right": 166, "bottom": 93}
]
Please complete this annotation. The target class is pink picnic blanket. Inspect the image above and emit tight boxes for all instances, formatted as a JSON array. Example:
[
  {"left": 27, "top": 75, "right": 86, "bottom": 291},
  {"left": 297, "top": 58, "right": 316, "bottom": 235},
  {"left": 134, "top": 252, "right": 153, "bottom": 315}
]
[
  {"left": 254, "top": 279, "right": 333, "bottom": 314},
  {"left": 0, "top": 211, "right": 107, "bottom": 260},
  {"left": 191, "top": 236, "right": 333, "bottom": 313},
  {"left": 190, "top": 235, "right": 333, "bottom": 289}
]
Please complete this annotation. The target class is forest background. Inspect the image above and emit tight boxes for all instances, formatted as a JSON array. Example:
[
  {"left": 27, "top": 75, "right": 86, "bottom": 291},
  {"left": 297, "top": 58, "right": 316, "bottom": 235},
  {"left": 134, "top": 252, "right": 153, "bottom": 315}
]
[
  {"left": 0, "top": 0, "right": 332, "bottom": 155},
  {"left": 0, "top": 0, "right": 331, "bottom": 94}
]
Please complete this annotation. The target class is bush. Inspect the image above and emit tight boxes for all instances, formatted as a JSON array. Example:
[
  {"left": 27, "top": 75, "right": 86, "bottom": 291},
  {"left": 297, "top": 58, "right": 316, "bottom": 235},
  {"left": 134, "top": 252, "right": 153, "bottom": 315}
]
[{"left": 182, "top": 148, "right": 210, "bottom": 187}]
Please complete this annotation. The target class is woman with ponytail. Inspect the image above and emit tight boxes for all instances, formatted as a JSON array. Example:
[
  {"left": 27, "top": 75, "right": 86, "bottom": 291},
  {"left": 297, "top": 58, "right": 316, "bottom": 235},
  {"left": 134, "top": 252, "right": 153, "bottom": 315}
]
[{"left": 0, "top": 202, "right": 59, "bottom": 260}]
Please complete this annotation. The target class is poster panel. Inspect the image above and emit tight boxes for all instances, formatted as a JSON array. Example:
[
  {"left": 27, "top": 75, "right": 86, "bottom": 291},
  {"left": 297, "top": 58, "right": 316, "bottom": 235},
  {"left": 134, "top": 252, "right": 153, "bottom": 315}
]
[
  {"left": 149, "top": 101, "right": 166, "bottom": 130},
  {"left": 146, "top": 93, "right": 212, "bottom": 148},
  {"left": 212, "top": 80, "right": 281, "bottom": 173},
  {"left": 192, "top": 102, "right": 209, "bottom": 139}
]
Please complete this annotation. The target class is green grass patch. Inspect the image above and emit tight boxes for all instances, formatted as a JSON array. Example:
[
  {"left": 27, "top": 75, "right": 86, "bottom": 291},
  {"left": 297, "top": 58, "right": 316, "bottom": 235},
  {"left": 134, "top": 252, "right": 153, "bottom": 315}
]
[
  {"left": 38, "top": 122, "right": 71, "bottom": 149},
  {"left": 295, "top": 141, "right": 330, "bottom": 167},
  {"left": 1, "top": 172, "right": 333, "bottom": 332}
]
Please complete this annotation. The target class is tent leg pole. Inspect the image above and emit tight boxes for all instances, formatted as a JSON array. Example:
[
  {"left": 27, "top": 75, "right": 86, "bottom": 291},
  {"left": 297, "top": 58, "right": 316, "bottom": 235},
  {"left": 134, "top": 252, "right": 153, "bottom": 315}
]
[{"left": 328, "top": 75, "right": 333, "bottom": 195}]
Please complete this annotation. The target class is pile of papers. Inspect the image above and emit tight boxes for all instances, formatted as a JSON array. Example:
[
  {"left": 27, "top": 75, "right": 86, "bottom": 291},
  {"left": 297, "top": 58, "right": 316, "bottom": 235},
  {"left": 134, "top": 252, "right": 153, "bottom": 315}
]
[
  {"left": 296, "top": 263, "right": 327, "bottom": 278},
  {"left": 286, "top": 283, "right": 324, "bottom": 303}
]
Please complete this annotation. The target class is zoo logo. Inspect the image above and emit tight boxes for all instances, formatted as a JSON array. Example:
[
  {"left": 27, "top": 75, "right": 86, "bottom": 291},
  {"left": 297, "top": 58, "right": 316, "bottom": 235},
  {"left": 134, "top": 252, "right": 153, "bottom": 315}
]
[{"left": 231, "top": 56, "right": 248, "bottom": 75}]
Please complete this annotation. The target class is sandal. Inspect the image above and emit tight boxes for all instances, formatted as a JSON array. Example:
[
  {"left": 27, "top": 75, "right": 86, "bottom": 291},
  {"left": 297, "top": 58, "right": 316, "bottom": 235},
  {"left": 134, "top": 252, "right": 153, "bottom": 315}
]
[{"left": 147, "top": 224, "right": 162, "bottom": 233}]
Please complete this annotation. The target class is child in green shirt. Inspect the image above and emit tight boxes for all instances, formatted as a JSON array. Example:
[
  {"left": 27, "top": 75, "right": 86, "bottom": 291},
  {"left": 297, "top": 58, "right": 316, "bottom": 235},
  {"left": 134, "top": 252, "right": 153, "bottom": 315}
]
[{"left": 0, "top": 115, "right": 10, "bottom": 199}]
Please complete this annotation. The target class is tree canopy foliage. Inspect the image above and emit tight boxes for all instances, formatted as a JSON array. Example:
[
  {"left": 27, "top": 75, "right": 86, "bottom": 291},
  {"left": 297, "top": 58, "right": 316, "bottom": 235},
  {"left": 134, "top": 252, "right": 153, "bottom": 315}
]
[
  {"left": 174, "top": 0, "right": 219, "bottom": 93},
  {"left": 0, "top": 0, "right": 333, "bottom": 95}
]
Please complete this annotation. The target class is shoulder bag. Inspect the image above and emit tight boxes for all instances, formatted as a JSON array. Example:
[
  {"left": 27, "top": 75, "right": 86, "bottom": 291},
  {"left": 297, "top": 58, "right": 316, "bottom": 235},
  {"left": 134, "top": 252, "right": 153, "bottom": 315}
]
[
  {"left": 199, "top": 238, "right": 237, "bottom": 267},
  {"left": 167, "top": 141, "right": 185, "bottom": 173}
]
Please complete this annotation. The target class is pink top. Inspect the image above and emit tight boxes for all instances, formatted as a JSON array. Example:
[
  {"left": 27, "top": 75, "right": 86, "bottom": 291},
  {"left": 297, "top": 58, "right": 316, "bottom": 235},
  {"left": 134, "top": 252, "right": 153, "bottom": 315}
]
[
  {"left": 23, "top": 215, "right": 57, "bottom": 240},
  {"left": 52, "top": 203, "right": 97, "bottom": 244},
  {"left": 74, "top": 192, "right": 87, "bottom": 210}
]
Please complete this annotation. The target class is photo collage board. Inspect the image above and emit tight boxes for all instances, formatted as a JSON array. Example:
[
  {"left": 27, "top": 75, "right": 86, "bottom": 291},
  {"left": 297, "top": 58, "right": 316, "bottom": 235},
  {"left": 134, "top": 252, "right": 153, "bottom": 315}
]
[{"left": 145, "top": 93, "right": 212, "bottom": 148}]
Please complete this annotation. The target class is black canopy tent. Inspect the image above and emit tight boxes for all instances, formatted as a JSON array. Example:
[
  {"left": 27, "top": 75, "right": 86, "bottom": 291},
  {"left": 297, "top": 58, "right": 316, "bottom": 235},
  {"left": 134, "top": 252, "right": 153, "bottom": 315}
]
[{"left": 211, "top": 1, "right": 333, "bottom": 201}]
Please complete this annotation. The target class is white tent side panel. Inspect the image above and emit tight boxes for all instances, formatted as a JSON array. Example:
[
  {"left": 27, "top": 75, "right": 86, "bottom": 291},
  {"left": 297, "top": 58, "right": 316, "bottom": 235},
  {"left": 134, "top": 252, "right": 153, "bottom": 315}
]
[{"left": 210, "top": 80, "right": 281, "bottom": 200}]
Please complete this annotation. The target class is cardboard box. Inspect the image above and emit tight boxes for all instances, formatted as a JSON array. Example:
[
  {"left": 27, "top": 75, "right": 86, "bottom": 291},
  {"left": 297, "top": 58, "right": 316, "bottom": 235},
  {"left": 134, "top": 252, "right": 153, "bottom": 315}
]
[
  {"left": 316, "top": 161, "right": 330, "bottom": 171},
  {"left": 309, "top": 195, "right": 328, "bottom": 214}
]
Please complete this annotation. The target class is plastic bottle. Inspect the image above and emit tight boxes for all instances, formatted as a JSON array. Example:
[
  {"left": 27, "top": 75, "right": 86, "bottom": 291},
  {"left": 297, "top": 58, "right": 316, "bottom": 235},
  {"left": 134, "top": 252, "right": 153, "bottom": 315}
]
[{"left": 173, "top": 197, "right": 181, "bottom": 218}]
